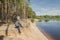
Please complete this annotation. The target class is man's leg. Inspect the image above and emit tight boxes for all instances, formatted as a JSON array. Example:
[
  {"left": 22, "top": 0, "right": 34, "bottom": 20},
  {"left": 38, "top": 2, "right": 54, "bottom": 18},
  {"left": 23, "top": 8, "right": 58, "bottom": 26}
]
[{"left": 18, "top": 27, "right": 21, "bottom": 33}]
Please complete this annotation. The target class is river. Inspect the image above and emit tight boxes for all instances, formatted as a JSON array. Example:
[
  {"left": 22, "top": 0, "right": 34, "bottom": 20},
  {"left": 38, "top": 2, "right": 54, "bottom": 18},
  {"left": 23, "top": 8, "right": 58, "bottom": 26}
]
[{"left": 37, "top": 20, "right": 60, "bottom": 40}]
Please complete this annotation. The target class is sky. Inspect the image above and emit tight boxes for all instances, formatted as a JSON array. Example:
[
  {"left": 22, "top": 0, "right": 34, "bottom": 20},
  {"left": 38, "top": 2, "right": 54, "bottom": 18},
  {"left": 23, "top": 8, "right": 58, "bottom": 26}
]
[{"left": 30, "top": 0, "right": 60, "bottom": 16}]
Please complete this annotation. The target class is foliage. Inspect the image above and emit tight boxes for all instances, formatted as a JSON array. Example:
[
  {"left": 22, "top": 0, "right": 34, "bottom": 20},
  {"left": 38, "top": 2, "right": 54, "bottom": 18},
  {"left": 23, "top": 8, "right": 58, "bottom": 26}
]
[
  {"left": 26, "top": 6, "right": 36, "bottom": 18},
  {"left": 36, "top": 15, "right": 60, "bottom": 21},
  {"left": 31, "top": 18, "right": 35, "bottom": 23},
  {"left": 0, "top": 0, "right": 4, "bottom": 3}
]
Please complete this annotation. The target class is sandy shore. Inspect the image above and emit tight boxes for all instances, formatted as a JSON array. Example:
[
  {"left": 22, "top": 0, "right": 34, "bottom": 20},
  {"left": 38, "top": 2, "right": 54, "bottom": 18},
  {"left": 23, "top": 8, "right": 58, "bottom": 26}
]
[{"left": 0, "top": 20, "right": 49, "bottom": 40}]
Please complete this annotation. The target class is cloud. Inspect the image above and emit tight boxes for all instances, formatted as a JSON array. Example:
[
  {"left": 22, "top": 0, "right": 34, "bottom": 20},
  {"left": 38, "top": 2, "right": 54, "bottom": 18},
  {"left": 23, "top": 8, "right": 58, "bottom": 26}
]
[
  {"left": 30, "top": 0, "right": 60, "bottom": 16},
  {"left": 36, "top": 8, "right": 60, "bottom": 16}
]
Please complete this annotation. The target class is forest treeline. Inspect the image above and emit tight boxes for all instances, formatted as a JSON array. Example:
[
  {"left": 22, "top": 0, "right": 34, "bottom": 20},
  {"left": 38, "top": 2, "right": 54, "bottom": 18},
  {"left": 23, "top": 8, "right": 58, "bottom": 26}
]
[
  {"left": 36, "top": 15, "right": 60, "bottom": 21},
  {"left": 0, "top": 0, "right": 36, "bottom": 21}
]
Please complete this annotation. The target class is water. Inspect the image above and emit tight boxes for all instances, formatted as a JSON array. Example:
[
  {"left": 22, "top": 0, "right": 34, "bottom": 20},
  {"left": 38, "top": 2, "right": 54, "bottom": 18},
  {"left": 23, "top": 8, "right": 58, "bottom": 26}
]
[{"left": 37, "top": 20, "right": 60, "bottom": 40}]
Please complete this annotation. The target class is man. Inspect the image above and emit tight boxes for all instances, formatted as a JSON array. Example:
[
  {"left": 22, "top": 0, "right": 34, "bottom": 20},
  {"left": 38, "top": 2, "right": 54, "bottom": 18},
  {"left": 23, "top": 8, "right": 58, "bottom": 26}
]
[{"left": 15, "top": 15, "right": 21, "bottom": 33}]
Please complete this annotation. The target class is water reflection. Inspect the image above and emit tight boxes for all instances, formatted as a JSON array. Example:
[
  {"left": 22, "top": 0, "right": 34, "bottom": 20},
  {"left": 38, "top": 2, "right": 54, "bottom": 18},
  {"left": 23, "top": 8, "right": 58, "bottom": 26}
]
[
  {"left": 37, "top": 20, "right": 60, "bottom": 40},
  {"left": 39, "top": 20, "right": 49, "bottom": 22}
]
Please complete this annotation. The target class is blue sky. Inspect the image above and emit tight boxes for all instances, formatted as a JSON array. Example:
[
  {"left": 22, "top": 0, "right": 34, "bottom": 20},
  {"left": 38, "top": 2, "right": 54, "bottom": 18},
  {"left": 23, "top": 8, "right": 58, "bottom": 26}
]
[{"left": 30, "top": 0, "right": 60, "bottom": 16}]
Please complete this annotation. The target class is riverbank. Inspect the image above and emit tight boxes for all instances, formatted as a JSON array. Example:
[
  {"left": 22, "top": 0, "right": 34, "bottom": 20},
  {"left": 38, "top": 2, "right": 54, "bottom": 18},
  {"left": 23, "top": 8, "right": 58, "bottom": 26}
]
[{"left": 0, "top": 19, "right": 48, "bottom": 40}]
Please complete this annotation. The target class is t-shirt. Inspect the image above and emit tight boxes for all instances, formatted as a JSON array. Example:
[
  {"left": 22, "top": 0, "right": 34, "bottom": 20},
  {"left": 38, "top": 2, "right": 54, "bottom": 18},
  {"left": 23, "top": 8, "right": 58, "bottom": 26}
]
[{"left": 15, "top": 21, "right": 20, "bottom": 27}]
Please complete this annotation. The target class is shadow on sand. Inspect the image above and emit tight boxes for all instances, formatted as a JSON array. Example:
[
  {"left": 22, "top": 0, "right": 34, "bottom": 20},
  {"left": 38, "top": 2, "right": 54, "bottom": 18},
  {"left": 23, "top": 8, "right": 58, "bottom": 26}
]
[
  {"left": 5, "top": 24, "right": 9, "bottom": 36},
  {"left": 0, "top": 22, "right": 6, "bottom": 26},
  {"left": 0, "top": 35, "right": 4, "bottom": 40}
]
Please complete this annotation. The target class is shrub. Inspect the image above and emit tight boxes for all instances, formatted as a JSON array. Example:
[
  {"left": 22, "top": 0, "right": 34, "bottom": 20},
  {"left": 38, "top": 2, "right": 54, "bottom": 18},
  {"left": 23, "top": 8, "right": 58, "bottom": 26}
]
[{"left": 31, "top": 18, "right": 35, "bottom": 23}]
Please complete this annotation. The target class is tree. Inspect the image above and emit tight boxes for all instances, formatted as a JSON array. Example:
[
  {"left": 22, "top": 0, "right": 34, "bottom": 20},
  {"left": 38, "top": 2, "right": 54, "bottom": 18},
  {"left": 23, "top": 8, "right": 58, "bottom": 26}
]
[{"left": 0, "top": 0, "right": 36, "bottom": 21}]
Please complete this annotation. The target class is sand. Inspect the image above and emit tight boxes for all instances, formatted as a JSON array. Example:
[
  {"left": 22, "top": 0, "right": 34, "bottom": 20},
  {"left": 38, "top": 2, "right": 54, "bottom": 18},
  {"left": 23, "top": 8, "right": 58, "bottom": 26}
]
[{"left": 0, "top": 20, "right": 48, "bottom": 40}]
